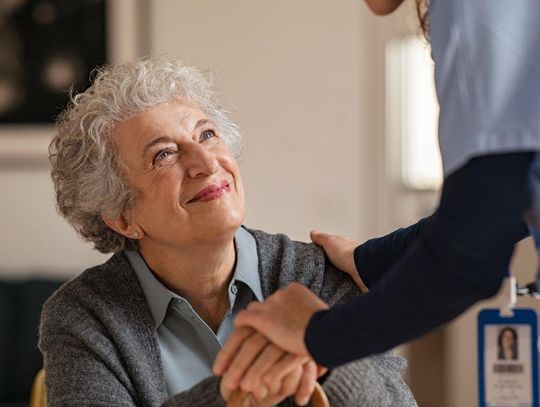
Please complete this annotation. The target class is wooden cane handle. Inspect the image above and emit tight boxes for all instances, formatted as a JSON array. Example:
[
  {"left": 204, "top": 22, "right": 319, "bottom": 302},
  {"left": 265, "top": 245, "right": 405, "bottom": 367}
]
[
  {"left": 309, "top": 382, "right": 330, "bottom": 407},
  {"left": 226, "top": 381, "right": 329, "bottom": 407}
]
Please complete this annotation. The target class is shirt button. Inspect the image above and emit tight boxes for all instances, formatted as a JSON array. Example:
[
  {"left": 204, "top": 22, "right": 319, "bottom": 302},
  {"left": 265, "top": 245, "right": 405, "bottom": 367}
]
[{"left": 231, "top": 284, "right": 238, "bottom": 295}]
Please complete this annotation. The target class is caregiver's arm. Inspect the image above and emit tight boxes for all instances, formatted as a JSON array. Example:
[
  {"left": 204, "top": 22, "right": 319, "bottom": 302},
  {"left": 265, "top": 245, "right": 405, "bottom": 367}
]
[{"left": 236, "top": 154, "right": 532, "bottom": 368}]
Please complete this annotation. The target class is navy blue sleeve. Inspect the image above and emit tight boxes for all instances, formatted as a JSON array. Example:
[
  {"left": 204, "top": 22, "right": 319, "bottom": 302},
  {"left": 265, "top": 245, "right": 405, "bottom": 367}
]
[
  {"left": 306, "top": 152, "right": 533, "bottom": 368},
  {"left": 354, "top": 217, "right": 431, "bottom": 288}
]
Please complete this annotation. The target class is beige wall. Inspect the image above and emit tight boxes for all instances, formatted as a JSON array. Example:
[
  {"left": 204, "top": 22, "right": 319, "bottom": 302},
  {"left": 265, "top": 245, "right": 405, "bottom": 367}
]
[
  {"left": 150, "top": 0, "right": 374, "bottom": 241},
  {"left": 0, "top": 165, "right": 109, "bottom": 278}
]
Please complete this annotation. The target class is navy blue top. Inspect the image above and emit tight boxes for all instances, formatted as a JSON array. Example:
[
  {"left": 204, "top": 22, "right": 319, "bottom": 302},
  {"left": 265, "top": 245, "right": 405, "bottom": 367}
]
[{"left": 305, "top": 153, "right": 532, "bottom": 368}]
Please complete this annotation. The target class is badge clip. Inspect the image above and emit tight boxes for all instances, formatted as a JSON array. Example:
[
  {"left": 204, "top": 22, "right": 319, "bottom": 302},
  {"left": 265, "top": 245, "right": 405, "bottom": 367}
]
[{"left": 497, "top": 276, "right": 517, "bottom": 317}]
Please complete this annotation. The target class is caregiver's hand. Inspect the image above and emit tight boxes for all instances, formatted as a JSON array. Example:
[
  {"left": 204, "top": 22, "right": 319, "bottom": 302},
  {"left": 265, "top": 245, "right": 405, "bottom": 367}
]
[
  {"left": 214, "top": 327, "right": 318, "bottom": 406},
  {"left": 229, "top": 283, "right": 329, "bottom": 358},
  {"left": 310, "top": 230, "right": 369, "bottom": 292}
]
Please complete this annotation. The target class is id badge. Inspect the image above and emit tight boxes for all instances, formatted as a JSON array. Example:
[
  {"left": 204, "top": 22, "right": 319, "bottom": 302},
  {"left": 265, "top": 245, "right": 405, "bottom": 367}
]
[{"left": 478, "top": 308, "right": 539, "bottom": 407}]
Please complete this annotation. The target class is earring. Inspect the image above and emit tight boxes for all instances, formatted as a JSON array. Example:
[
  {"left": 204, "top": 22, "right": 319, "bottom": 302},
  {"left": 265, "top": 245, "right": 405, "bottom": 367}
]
[{"left": 132, "top": 230, "right": 140, "bottom": 239}]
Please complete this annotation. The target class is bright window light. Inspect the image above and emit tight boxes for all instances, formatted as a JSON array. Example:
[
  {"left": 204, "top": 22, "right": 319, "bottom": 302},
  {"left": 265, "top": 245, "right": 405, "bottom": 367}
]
[{"left": 386, "top": 36, "right": 442, "bottom": 191}]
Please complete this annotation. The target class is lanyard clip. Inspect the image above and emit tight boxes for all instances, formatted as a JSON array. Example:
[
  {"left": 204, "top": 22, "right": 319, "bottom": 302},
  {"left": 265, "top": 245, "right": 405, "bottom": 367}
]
[{"left": 498, "top": 276, "right": 516, "bottom": 317}]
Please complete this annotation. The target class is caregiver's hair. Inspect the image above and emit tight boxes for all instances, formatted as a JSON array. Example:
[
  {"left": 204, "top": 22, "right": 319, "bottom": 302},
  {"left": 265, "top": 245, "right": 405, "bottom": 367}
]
[
  {"left": 415, "top": 0, "right": 429, "bottom": 39},
  {"left": 50, "top": 56, "right": 243, "bottom": 254}
]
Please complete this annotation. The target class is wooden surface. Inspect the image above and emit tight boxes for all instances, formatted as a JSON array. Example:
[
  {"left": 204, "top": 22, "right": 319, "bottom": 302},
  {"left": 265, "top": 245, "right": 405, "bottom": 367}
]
[{"left": 30, "top": 369, "right": 46, "bottom": 407}]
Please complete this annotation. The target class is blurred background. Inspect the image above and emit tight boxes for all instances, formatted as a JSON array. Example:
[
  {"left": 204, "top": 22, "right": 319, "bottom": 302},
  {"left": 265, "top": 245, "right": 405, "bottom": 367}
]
[{"left": 0, "top": 0, "right": 537, "bottom": 406}]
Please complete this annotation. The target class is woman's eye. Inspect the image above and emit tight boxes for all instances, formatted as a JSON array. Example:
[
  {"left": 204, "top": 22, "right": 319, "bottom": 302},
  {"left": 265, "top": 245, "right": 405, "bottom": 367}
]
[
  {"left": 153, "top": 149, "right": 175, "bottom": 165},
  {"left": 200, "top": 129, "right": 216, "bottom": 142}
]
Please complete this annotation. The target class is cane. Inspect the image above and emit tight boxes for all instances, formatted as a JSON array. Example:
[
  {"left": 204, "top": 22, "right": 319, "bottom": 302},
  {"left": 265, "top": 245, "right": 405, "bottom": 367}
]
[{"left": 227, "top": 381, "right": 329, "bottom": 407}]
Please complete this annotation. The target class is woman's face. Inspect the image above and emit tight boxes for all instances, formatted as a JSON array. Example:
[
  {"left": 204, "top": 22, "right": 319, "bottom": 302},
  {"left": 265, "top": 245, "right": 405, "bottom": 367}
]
[
  {"left": 502, "top": 330, "right": 515, "bottom": 348},
  {"left": 112, "top": 98, "right": 245, "bottom": 249}
]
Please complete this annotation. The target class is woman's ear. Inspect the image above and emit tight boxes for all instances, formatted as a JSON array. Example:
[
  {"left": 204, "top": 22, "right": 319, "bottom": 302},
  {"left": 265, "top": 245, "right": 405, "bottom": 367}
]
[{"left": 101, "top": 213, "right": 144, "bottom": 240}]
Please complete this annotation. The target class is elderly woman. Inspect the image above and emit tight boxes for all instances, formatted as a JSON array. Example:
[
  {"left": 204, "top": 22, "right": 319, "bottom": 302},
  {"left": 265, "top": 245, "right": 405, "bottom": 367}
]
[{"left": 39, "top": 56, "right": 417, "bottom": 407}]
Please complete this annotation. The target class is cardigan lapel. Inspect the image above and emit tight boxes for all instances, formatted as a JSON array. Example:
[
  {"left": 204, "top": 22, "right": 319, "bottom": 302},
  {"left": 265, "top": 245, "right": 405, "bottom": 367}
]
[{"left": 104, "top": 253, "right": 169, "bottom": 406}]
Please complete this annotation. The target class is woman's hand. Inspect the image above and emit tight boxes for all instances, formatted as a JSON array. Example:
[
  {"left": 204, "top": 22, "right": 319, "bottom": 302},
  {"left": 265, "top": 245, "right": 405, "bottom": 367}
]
[
  {"left": 310, "top": 230, "right": 368, "bottom": 292},
  {"left": 215, "top": 327, "right": 320, "bottom": 406}
]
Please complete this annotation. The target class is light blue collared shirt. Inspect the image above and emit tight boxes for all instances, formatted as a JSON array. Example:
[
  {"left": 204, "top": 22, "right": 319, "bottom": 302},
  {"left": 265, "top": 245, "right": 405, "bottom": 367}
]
[{"left": 126, "top": 227, "right": 263, "bottom": 396}]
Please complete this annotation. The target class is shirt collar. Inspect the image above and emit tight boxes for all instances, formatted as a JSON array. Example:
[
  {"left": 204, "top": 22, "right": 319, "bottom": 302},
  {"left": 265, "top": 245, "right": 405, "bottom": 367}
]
[
  {"left": 126, "top": 249, "right": 175, "bottom": 328},
  {"left": 126, "top": 226, "right": 263, "bottom": 329},
  {"left": 230, "top": 226, "right": 264, "bottom": 303}
]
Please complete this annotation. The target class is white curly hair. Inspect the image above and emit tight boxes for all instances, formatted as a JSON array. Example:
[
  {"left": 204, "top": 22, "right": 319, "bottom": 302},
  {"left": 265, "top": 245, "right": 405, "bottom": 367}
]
[{"left": 50, "top": 56, "right": 243, "bottom": 253}]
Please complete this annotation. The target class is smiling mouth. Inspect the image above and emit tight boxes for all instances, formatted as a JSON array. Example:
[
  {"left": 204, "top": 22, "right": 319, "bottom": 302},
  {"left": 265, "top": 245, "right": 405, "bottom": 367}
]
[{"left": 189, "top": 180, "right": 231, "bottom": 203}]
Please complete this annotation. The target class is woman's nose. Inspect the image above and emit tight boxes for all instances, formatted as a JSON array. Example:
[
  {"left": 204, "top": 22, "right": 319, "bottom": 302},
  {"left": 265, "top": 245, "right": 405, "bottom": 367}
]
[{"left": 183, "top": 143, "right": 219, "bottom": 178}]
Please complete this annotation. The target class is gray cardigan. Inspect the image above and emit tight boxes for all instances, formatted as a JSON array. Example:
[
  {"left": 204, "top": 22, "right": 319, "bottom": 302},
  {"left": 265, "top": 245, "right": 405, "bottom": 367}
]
[{"left": 39, "top": 228, "right": 417, "bottom": 407}]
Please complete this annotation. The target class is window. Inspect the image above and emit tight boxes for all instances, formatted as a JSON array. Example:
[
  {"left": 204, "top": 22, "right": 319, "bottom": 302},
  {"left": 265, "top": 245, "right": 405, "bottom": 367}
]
[{"left": 386, "top": 36, "right": 442, "bottom": 191}]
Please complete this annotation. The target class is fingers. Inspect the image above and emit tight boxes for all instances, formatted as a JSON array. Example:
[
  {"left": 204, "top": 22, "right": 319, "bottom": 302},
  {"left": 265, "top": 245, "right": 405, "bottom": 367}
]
[
  {"left": 295, "top": 361, "right": 317, "bottom": 406},
  {"left": 252, "top": 384, "right": 269, "bottom": 403},
  {"left": 263, "top": 353, "right": 308, "bottom": 385},
  {"left": 240, "top": 343, "right": 285, "bottom": 392},
  {"left": 236, "top": 287, "right": 327, "bottom": 357},
  {"left": 309, "top": 230, "right": 332, "bottom": 246},
  {"left": 310, "top": 229, "right": 358, "bottom": 251},
  {"left": 310, "top": 229, "right": 368, "bottom": 292},
  {"left": 235, "top": 297, "right": 279, "bottom": 332},
  {"left": 218, "top": 326, "right": 318, "bottom": 406},
  {"left": 255, "top": 361, "right": 317, "bottom": 406},
  {"left": 316, "top": 365, "right": 328, "bottom": 378},
  {"left": 281, "top": 365, "right": 304, "bottom": 400},
  {"left": 220, "top": 331, "right": 269, "bottom": 392},
  {"left": 219, "top": 377, "right": 232, "bottom": 402},
  {"left": 258, "top": 365, "right": 304, "bottom": 405},
  {"left": 233, "top": 307, "right": 277, "bottom": 349},
  {"left": 234, "top": 306, "right": 266, "bottom": 331},
  {"left": 213, "top": 327, "right": 253, "bottom": 376},
  {"left": 310, "top": 230, "right": 353, "bottom": 250}
]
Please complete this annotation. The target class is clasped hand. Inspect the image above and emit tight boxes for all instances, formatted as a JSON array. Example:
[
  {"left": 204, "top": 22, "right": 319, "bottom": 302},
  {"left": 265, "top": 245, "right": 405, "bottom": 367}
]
[
  {"left": 213, "top": 326, "right": 322, "bottom": 406},
  {"left": 213, "top": 230, "right": 364, "bottom": 405}
]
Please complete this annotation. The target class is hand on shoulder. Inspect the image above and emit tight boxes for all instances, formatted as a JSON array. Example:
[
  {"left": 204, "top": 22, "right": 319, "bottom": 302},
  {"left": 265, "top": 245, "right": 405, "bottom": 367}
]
[{"left": 310, "top": 230, "right": 368, "bottom": 292}]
